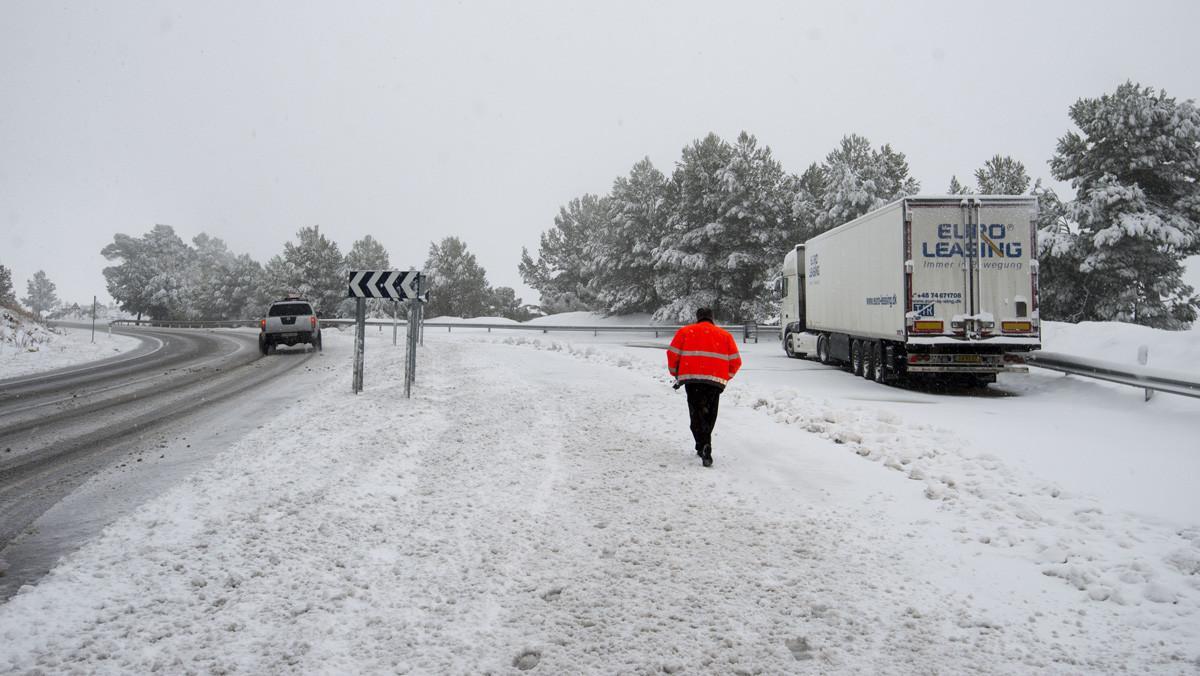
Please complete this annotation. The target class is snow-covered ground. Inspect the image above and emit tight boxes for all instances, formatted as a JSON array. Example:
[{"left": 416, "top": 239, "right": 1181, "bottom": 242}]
[
  {"left": 1, "top": 318, "right": 1197, "bottom": 673},
  {"left": 0, "top": 310, "right": 142, "bottom": 379}
]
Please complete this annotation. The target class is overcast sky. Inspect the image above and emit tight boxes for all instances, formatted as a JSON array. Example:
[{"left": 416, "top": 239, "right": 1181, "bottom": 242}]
[{"left": 2, "top": 0, "right": 1198, "bottom": 307}]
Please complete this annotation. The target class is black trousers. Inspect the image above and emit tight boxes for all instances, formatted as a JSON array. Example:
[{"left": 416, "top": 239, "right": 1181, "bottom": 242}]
[{"left": 684, "top": 382, "right": 723, "bottom": 451}]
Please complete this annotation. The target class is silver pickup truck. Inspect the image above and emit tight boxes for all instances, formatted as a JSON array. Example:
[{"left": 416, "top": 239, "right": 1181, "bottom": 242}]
[{"left": 259, "top": 298, "right": 322, "bottom": 355}]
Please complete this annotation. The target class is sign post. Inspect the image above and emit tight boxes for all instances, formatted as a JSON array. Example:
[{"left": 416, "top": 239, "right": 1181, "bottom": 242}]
[
  {"left": 352, "top": 297, "right": 366, "bottom": 393},
  {"left": 347, "top": 270, "right": 424, "bottom": 396}
]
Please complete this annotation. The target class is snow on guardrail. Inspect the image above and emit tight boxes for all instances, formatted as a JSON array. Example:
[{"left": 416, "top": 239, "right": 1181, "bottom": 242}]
[
  {"left": 1026, "top": 350, "right": 1200, "bottom": 399},
  {"left": 109, "top": 318, "right": 778, "bottom": 343},
  {"left": 108, "top": 319, "right": 1200, "bottom": 397}
]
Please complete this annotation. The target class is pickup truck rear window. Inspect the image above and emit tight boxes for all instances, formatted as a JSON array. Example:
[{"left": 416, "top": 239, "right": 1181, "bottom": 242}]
[{"left": 269, "top": 303, "right": 313, "bottom": 317}]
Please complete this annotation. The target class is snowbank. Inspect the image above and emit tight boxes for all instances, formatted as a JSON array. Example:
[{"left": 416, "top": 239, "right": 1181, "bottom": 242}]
[
  {"left": 524, "top": 311, "right": 657, "bottom": 326},
  {"left": 425, "top": 315, "right": 520, "bottom": 325},
  {"left": 1041, "top": 319, "right": 1200, "bottom": 375},
  {"left": 0, "top": 308, "right": 142, "bottom": 379},
  {"left": 1, "top": 305, "right": 58, "bottom": 354}
]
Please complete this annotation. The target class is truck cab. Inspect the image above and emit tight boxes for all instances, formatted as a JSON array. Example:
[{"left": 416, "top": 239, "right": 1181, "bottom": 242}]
[{"left": 779, "top": 245, "right": 817, "bottom": 358}]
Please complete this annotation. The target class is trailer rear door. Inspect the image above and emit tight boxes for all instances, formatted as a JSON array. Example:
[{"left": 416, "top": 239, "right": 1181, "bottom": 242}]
[
  {"left": 974, "top": 200, "right": 1039, "bottom": 338},
  {"left": 908, "top": 202, "right": 969, "bottom": 334},
  {"left": 906, "top": 197, "right": 1039, "bottom": 340}
]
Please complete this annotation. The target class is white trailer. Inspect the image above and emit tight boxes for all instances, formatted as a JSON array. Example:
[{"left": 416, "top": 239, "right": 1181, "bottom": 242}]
[{"left": 779, "top": 196, "right": 1040, "bottom": 384}]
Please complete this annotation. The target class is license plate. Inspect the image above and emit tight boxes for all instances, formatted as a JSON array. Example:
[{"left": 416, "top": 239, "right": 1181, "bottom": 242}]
[
  {"left": 281, "top": 332, "right": 297, "bottom": 338},
  {"left": 955, "top": 354, "right": 982, "bottom": 363}
]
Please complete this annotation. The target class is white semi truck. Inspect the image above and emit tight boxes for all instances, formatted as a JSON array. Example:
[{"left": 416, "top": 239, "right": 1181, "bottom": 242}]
[{"left": 779, "top": 195, "right": 1041, "bottom": 384}]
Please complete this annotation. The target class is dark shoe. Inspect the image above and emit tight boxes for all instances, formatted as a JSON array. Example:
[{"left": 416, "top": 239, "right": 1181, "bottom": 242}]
[{"left": 701, "top": 444, "right": 713, "bottom": 467}]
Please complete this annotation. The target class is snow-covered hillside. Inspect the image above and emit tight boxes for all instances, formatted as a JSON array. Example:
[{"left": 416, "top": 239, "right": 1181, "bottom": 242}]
[
  {"left": 0, "top": 308, "right": 141, "bottom": 379},
  {"left": 1, "top": 321, "right": 1196, "bottom": 673}
]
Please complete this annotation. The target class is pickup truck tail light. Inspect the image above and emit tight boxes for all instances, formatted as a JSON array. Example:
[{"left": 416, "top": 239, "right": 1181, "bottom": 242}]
[
  {"left": 260, "top": 319, "right": 266, "bottom": 331},
  {"left": 310, "top": 316, "right": 317, "bottom": 329}
]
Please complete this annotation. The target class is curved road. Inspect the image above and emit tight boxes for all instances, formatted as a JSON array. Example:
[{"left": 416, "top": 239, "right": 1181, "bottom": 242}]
[{"left": 0, "top": 326, "right": 316, "bottom": 596}]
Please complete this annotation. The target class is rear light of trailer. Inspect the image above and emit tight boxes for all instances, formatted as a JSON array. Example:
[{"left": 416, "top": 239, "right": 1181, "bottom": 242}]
[
  {"left": 912, "top": 320, "right": 943, "bottom": 333},
  {"left": 907, "top": 353, "right": 931, "bottom": 364},
  {"left": 1003, "top": 353, "right": 1026, "bottom": 364},
  {"left": 1001, "top": 321, "right": 1032, "bottom": 333}
]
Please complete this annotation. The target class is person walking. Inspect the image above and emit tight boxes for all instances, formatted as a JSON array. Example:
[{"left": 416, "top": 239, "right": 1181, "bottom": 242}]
[{"left": 667, "top": 307, "right": 742, "bottom": 467}]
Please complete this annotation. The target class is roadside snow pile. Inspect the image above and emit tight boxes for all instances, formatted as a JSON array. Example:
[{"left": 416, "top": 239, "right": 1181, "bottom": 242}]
[
  {"left": 525, "top": 311, "right": 656, "bottom": 326},
  {"left": 425, "top": 315, "right": 519, "bottom": 325},
  {"left": 0, "top": 310, "right": 141, "bottom": 379},
  {"left": 1042, "top": 320, "right": 1200, "bottom": 375},
  {"left": 1, "top": 305, "right": 59, "bottom": 353}
]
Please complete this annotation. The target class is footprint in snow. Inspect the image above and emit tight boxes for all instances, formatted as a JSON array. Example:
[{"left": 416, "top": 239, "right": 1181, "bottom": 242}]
[
  {"left": 785, "top": 636, "right": 814, "bottom": 661},
  {"left": 513, "top": 650, "right": 541, "bottom": 671}
]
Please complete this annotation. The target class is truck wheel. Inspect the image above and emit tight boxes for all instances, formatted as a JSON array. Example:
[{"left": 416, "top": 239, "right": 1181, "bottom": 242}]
[
  {"left": 258, "top": 336, "right": 269, "bottom": 356},
  {"left": 783, "top": 330, "right": 797, "bottom": 358},
  {"left": 863, "top": 342, "right": 877, "bottom": 380},
  {"left": 315, "top": 332, "right": 323, "bottom": 353},
  {"left": 874, "top": 342, "right": 887, "bottom": 383},
  {"left": 817, "top": 334, "right": 831, "bottom": 365},
  {"left": 851, "top": 340, "right": 863, "bottom": 376}
]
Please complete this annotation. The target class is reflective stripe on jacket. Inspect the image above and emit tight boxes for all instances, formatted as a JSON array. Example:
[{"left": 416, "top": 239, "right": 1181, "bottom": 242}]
[{"left": 667, "top": 321, "right": 742, "bottom": 388}]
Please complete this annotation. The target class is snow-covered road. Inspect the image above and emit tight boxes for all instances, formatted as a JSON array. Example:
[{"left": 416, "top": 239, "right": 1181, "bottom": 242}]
[
  {"left": 0, "top": 321, "right": 142, "bottom": 379},
  {"left": 1, "top": 328, "right": 1197, "bottom": 673}
]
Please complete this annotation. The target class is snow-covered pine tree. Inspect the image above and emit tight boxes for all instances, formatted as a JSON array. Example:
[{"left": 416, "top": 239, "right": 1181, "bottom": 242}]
[
  {"left": 340, "top": 235, "right": 392, "bottom": 317},
  {"left": 274, "top": 226, "right": 346, "bottom": 317},
  {"left": 190, "top": 233, "right": 241, "bottom": 320},
  {"left": 588, "top": 157, "right": 668, "bottom": 315},
  {"left": 947, "top": 176, "right": 970, "bottom": 195},
  {"left": 519, "top": 195, "right": 606, "bottom": 314},
  {"left": 424, "top": 237, "right": 492, "bottom": 318},
  {"left": 652, "top": 132, "right": 793, "bottom": 322},
  {"left": 140, "top": 225, "right": 195, "bottom": 320},
  {"left": 652, "top": 133, "right": 734, "bottom": 322},
  {"left": 22, "top": 270, "right": 58, "bottom": 319},
  {"left": 262, "top": 254, "right": 295, "bottom": 306},
  {"left": 876, "top": 144, "right": 921, "bottom": 200},
  {"left": 487, "top": 286, "right": 532, "bottom": 321},
  {"left": 712, "top": 131, "right": 793, "bottom": 320},
  {"left": 1030, "top": 179, "right": 1092, "bottom": 321},
  {"left": 816, "top": 134, "right": 878, "bottom": 231},
  {"left": 815, "top": 135, "right": 920, "bottom": 233},
  {"left": 0, "top": 262, "right": 15, "bottom": 306},
  {"left": 101, "top": 232, "right": 155, "bottom": 320},
  {"left": 229, "top": 254, "right": 267, "bottom": 319},
  {"left": 975, "top": 155, "right": 1030, "bottom": 195},
  {"left": 1050, "top": 82, "right": 1200, "bottom": 328},
  {"left": 790, "top": 163, "right": 828, "bottom": 243}
]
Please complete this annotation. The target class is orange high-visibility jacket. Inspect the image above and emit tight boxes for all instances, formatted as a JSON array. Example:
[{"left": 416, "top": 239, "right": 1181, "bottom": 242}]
[{"left": 667, "top": 321, "right": 742, "bottom": 388}]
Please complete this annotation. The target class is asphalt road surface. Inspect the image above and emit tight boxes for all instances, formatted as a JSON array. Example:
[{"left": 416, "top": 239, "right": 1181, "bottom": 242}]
[{"left": 0, "top": 325, "right": 317, "bottom": 598}]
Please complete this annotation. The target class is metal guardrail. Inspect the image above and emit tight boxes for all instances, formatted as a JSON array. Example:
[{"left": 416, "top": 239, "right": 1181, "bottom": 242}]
[
  {"left": 110, "top": 319, "right": 258, "bottom": 329},
  {"left": 1026, "top": 351, "right": 1200, "bottom": 400},
  {"left": 111, "top": 319, "right": 778, "bottom": 343},
  {"left": 102, "top": 320, "right": 1199, "bottom": 399}
]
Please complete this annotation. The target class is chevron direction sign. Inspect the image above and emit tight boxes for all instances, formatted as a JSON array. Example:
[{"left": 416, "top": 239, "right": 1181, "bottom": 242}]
[{"left": 347, "top": 270, "right": 422, "bottom": 300}]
